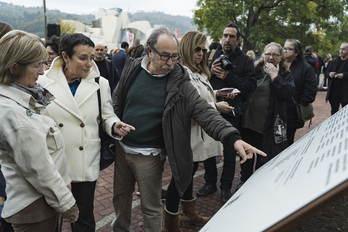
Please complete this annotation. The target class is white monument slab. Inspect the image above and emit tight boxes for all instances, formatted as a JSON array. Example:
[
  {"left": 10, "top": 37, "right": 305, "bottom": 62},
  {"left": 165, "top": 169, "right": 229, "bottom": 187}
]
[{"left": 201, "top": 106, "right": 348, "bottom": 232}]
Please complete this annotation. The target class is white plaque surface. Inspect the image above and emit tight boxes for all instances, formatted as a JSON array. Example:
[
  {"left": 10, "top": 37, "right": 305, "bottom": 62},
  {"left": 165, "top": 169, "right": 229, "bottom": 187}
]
[{"left": 201, "top": 106, "right": 348, "bottom": 232}]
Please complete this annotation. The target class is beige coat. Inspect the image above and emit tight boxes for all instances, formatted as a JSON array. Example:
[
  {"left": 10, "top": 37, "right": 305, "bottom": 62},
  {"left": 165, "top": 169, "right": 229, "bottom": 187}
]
[
  {"left": 0, "top": 85, "right": 75, "bottom": 218},
  {"left": 185, "top": 67, "right": 223, "bottom": 162},
  {"left": 38, "top": 57, "right": 120, "bottom": 182}
]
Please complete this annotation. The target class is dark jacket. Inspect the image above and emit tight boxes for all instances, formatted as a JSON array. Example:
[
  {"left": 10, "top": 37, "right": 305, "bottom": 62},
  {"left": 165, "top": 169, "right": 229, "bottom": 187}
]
[
  {"left": 112, "top": 49, "right": 127, "bottom": 84},
  {"left": 243, "top": 64, "right": 295, "bottom": 162},
  {"left": 287, "top": 60, "right": 317, "bottom": 128},
  {"left": 304, "top": 53, "right": 318, "bottom": 71},
  {"left": 325, "top": 57, "right": 348, "bottom": 102},
  {"left": 112, "top": 57, "right": 241, "bottom": 196},
  {"left": 209, "top": 47, "right": 256, "bottom": 119}
]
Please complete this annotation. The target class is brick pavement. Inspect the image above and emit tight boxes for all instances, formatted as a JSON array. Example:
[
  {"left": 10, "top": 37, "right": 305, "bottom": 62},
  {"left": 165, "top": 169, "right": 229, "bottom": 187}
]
[{"left": 61, "top": 90, "right": 332, "bottom": 232}]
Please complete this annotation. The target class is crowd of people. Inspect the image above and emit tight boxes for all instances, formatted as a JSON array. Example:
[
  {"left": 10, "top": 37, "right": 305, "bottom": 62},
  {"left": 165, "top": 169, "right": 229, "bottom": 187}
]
[{"left": 0, "top": 19, "right": 347, "bottom": 232}]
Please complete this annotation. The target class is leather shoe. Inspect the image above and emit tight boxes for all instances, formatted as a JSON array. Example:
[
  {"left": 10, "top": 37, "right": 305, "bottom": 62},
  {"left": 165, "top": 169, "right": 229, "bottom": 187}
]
[
  {"left": 196, "top": 184, "right": 217, "bottom": 196},
  {"left": 221, "top": 189, "right": 232, "bottom": 203}
]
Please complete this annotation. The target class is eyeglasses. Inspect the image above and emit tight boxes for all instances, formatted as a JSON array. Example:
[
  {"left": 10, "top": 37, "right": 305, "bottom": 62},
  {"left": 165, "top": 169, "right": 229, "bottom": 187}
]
[
  {"left": 283, "top": 47, "right": 296, "bottom": 52},
  {"left": 194, "top": 47, "right": 207, "bottom": 53},
  {"left": 151, "top": 47, "right": 181, "bottom": 61},
  {"left": 264, "top": 53, "right": 280, "bottom": 58}
]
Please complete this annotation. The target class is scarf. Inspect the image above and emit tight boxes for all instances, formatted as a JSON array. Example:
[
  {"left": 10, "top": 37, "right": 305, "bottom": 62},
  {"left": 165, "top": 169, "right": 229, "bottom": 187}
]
[{"left": 11, "top": 82, "right": 55, "bottom": 106}]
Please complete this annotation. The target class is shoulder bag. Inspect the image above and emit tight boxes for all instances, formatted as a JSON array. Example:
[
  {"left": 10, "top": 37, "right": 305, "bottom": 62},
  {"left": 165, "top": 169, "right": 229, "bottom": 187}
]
[{"left": 95, "top": 77, "right": 116, "bottom": 170}]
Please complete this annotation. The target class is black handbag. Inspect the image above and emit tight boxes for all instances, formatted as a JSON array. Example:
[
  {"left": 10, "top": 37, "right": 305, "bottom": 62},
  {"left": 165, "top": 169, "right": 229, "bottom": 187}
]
[
  {"left": 95, "top": 78, "right": 116, "bottom": 170},
  {"left": 296, "top": 103, "right": 314, "bottom": 123}
]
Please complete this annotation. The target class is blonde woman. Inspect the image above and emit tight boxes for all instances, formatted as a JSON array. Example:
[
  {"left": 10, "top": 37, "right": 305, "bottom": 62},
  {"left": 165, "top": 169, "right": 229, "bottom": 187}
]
[{"left": 0, "top": 30, "right": 78, "bottom": 231}]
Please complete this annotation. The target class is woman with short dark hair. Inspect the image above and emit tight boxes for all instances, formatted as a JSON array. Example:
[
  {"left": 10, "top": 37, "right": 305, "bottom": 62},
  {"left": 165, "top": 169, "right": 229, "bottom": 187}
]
[{"left": 38, "top": 33, "right": 134, "bottom": 232}]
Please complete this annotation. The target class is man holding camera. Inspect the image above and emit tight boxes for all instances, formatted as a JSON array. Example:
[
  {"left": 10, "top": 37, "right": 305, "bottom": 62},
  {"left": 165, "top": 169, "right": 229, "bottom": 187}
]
[
  {"left": 325, "top": 42, "right": 348, "bottom": 115},
  {"left": 197, "top": 22, "right": 257, "bottom": 203}
]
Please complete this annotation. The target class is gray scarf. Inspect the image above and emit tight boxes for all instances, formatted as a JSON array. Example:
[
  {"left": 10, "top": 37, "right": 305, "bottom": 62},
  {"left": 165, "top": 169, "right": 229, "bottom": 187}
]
[{"left": 11, "top": 82, "right": 55, "bottom": 106}]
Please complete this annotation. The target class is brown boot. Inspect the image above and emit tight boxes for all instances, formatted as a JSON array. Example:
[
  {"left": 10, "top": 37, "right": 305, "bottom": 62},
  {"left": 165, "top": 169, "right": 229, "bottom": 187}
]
[
  {"left": 162, "top": 207, "right": 183, "bottom": 232},
  {"left": 179, "top": 197, "right": 210, "bottom": 227}
]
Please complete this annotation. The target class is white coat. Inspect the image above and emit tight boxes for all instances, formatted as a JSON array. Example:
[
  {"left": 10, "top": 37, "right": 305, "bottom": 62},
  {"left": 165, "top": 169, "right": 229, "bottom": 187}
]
[
  {"left": 185, "top": 67, "right": 223, "bottom": 162},
  {"left": 38, "top": 57, "right": 120, "bottom": 182}
]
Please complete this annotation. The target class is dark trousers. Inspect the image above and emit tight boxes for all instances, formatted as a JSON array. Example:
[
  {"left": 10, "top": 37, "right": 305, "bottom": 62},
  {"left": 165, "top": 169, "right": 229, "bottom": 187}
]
[
  {"left": 166, "top": 163, "right": 199, "bottom": 213},
  {"left": 71, "top": 181, "right": 97, "bottom": 232},
  {"left": 202, "top": 116, "right": 240, "bottom": 190},
  {"left": 287, "top": 125, "right": 297, "bottom": 146},
  {"left": 240, "top": 128, "right": 264, "bottom": 182},
  {"left": 329, "top": 88, "right": 348, "bottom": 115}
]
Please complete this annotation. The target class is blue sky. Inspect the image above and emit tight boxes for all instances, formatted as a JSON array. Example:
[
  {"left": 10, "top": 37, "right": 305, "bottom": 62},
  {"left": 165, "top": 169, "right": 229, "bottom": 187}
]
[{"left": 2, "top": 0, "right": 198, "bottom": 17}]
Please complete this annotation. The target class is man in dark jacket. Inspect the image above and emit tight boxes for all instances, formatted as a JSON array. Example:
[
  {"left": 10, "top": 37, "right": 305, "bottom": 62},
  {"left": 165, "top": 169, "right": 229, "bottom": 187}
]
[
  {"left": 304, "top": 45, "right": 318, "bottom": 72},
  {"left": 94, "top": 43, "right": 117, "bottom": 93},
  {"left": 111, "top": 27, "right": 265, "bottom": 232},
  {"left": 326, "top": 42, "right": 348, "bottom": 115},
  {"left": 197, "top": 22, "right": 257, "bottom": 203},
  {"left": 112, "top": 41, "right": 129, "bottom": 86}
]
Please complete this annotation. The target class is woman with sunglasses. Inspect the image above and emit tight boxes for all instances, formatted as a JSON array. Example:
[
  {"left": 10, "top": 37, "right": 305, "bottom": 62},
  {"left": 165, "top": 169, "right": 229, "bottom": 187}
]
[
  {"left": 163, "top": 31, "right": 237, "bottom": 231},
  {"left": 239, "top": 42, "right": 295, "bottom": 185}
]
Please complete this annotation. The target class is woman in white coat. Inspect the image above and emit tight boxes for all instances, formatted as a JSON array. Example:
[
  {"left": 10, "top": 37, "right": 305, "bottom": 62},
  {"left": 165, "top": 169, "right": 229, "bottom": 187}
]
[
  {"left": 163, "top": 31, "right": 237, "bottom": 231},
  {"left": 38, "top": 33, "right": 134, "bottom": 232},
  {"left": 0, "top": 30, "right": 79, "bottom": 231}
]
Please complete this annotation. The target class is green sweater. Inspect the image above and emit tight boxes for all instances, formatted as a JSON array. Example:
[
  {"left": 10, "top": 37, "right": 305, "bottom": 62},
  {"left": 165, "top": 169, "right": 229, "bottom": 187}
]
[{"left": 122, "top": 69, "right": 168, "bottom": 148}]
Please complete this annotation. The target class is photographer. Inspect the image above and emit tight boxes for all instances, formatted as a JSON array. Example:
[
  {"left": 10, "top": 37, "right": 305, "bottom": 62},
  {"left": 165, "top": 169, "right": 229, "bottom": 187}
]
[{"left": 197, "top": 22, "right": 257, "bottom": 203}]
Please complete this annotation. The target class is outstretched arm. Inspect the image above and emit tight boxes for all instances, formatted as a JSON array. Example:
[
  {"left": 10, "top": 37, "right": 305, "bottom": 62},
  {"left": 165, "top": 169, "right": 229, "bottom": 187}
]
[{"left": 234, "top": 140, "right": 267, "bottom": 164}]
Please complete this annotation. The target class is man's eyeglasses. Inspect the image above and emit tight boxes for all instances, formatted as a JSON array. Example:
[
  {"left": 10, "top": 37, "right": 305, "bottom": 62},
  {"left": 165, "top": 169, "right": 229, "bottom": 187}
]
[
  {"left": 194, "top": 47, "right": 207, "bottom": 53},
  {"left": 283, "top": 47, "right": 296, "bottom": 52},
  {"left": 151, "top": 47, "right": 181, "bottom": 61},
  {"left": 264, "top": 53, "right": 280, "bottom": 58}
]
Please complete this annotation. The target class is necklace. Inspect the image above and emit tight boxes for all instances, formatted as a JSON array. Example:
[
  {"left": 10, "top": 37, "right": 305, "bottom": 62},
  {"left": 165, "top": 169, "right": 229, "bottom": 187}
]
[{"left": 17, "top": 102, "right": 41, "bottom": 116}]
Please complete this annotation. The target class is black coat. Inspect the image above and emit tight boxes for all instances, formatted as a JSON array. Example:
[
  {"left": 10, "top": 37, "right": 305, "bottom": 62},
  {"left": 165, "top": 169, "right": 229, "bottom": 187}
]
[
  {"left": 287, "top": 60, "right": 317, "bottom": 128},
  {"left": 243, "top": 64, "right": 295, "bottom": 162},
  {"left": 209, "top": 47, "right": 256, "bottom": 119},
  {"left": 325, "top": 57, "right": 348, "bottom": 102}
]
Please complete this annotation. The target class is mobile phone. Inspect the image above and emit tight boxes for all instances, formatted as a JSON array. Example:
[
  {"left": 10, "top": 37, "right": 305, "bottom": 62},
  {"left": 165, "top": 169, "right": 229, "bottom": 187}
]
[{"left": 218, "top": 89, "right": 241, "bottom": 95}]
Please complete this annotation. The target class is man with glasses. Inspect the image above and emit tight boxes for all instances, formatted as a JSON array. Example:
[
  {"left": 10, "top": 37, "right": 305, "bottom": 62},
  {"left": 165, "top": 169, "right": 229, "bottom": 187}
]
[
  {"left": 111, "top": 26, "right": 265, "bottom": 232},
  {"left": 197, "top": 22, "right": 257, "bottom": 203}
]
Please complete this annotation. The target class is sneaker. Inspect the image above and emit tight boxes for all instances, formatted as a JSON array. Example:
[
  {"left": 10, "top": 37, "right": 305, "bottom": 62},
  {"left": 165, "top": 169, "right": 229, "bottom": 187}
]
[
  {"left": 221, "top": 188, "right": 232, "bottom": 203},
  {"left": 196, "top": 184, "right": 217, "bottom": 196}
]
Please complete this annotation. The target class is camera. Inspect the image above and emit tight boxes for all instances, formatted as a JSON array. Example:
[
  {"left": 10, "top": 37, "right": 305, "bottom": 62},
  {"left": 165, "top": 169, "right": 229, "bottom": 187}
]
[{"left": 217, "top": 55, "right": 233, "bottom": 70}]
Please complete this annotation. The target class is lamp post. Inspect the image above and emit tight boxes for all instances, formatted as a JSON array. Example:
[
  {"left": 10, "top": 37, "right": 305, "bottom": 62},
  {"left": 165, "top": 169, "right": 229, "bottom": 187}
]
[{"left": 43, "top": 0, "right": 47, "bottom": 41}]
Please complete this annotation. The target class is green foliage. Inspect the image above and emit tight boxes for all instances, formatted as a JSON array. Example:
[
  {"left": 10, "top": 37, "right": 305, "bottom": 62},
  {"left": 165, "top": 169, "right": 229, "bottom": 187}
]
[
  {"left": 0, "top": 2, "right": 93, "bottom": 38},
  {"left": 58, "top": 20, "right": 77, "bottom": 34},
  {"left": 193, "top": 0, "right": 348, "bottom": 55}
]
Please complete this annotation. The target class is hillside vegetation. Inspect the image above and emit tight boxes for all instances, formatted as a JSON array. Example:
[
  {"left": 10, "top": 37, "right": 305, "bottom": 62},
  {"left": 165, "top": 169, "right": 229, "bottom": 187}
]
[{"left": 0, "top": 2, "right": 196, "bottom": 38}]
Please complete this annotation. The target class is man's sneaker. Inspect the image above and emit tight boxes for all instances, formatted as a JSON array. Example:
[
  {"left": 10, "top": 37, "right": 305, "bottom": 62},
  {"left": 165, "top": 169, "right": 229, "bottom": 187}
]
[
  {"left": 221, "top": 188, "right": 232, "bottom": 203},
  {"left": 196, "top": 184, "right": 217, "bottom": 196}
]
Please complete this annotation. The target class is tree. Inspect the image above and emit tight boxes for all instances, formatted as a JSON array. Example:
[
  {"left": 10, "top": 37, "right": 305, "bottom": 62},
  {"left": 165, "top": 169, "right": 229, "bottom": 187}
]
[
  {"left": 193, "top": 0, "right": 348, "bottom": 54},
  {"left": 59, "top": 20, "right": 76, "bottom": 34}
]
